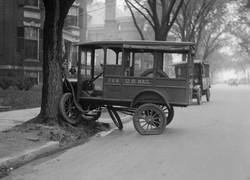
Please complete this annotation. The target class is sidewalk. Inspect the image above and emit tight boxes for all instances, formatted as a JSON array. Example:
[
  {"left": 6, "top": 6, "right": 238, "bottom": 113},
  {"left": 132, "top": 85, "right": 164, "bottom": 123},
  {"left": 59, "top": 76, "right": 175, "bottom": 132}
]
[
  {"left": 0, "top": 107, "right": 131, "bottom": 178},
  {"left": 0, "top": 108, "right": 40, "bottom": 132}
]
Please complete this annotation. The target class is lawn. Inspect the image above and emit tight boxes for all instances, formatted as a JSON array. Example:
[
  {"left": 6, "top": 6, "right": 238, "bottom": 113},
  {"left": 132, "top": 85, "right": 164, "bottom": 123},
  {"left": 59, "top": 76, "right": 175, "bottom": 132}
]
[{"left": 0, "top": 85, "right": 41, "bottom": 111}]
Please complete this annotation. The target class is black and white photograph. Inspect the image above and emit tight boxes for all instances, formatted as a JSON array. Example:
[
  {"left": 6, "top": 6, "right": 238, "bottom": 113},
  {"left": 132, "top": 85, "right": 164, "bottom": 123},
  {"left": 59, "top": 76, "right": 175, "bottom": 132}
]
[{"left": 0, "top": 0, "right": 250, "bottom": 179}]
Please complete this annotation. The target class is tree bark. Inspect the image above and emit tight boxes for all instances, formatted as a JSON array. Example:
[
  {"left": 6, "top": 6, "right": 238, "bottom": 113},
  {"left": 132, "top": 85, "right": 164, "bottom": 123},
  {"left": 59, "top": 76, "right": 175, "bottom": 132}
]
[
  {"left": 154, "top": 31, "right": 167, "bottom": 69},
  {"left": 39, "top": 0, "right": 74, "bottom": 123}
]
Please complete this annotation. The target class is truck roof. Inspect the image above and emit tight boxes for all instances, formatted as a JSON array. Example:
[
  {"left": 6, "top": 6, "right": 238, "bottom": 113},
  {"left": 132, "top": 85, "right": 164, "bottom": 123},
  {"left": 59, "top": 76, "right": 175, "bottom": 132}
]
[{"left": 76, "top": 40, "right": 195, "bottom": 53}]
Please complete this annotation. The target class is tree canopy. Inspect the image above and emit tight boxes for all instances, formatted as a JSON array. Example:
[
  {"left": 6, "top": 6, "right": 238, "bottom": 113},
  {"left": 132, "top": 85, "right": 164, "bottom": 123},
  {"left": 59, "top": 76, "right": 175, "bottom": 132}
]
[{"left": 124, "top": 0, "right": 184, "bottom": 41}]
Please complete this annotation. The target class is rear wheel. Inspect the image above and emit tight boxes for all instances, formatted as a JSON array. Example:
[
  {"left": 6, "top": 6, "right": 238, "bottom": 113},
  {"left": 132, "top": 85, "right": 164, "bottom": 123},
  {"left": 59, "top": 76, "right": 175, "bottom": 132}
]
[
  {"left": 59, "top": 93, "right": 80, "bottom": 124},
  {"left": 206, "top": 89, "right": 210, "bottom": 102},
  {"left": 160, "top": 105, "right": 175, "bottom": 126},
  {"left": 133, "top": 103, "right": 166, "bottom": 135},
  {"left": 107, "top": 107, "right": 123, "bottom": 130},
  {"left": 196, "top": 89, "right": 202, "bottom": 105}
]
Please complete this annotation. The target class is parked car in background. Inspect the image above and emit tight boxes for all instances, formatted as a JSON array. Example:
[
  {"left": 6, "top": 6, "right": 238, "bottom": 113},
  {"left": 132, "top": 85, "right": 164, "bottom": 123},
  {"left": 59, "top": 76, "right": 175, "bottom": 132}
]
[
  {"left": 174, "top": 60, "right": 211, "bottom": 105},
  {"left": 228, "top": 79, "right": 239, "bottom": 86}
]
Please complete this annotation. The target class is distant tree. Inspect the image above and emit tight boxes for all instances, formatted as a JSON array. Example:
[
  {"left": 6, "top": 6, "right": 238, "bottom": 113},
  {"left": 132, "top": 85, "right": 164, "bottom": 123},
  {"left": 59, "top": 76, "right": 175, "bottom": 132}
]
[
  {"left": 38, "top": 0, "right": 75, "bottom": 123},
  {"left": 230, "top": 1, "right": 250, "bottom": 56},
  {"left": 124, "top": 0, "right": 184, "bottom": 41},
  {"left": 198, "top": 1, "right": 228, "bottom": 61},
  {"left": 171, "top": 0, "right": 221, "bottom": 56},
  {"left": 125, "top": 0, "right": 184, "bottom": 68},
  {"left": 247, "top": 0, "right": 250, "bottom": 8},
  {"left": 207, "top": 50, "right": 234, "bottom": 82}
]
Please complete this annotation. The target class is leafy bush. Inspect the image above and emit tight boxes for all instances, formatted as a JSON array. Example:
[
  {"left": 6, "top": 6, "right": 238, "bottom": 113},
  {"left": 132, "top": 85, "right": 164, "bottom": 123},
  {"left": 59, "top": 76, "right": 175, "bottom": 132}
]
[
  {"left": 0, "top": 87, "right": 41, "bottom": 110},
  {"left": 0, "top": 77, "right": 15, "bottom": 89},
  {"left": 0, "top": 77, "right": 34, "bottom": 91},
  {"left": 16, "top": 78, "right": 34, "bottom": 91}
]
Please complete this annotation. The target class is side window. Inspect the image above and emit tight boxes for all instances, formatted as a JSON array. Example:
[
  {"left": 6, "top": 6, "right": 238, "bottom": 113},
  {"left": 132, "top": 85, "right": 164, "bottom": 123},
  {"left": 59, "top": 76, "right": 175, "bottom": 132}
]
[
  {"left": 94, "top": 49, "right": 104, "bottom": 76},
  {"left": 134, "top": 53, "right": 154, "bottom": 77},
  {"left": 106, "top": 49, "right": 122, "bottom": 65},
  {"left": 94, "top": 49, "right": 104, "bottom": 90},
  {"left": 105, "top": 49, "right": 122, "bottom": 76},
  {"left": 80, "top": 51, "right": 91, "bottom": 78},
  {"left": 163, "top": 53, "right": 186, "bottom": 79}
]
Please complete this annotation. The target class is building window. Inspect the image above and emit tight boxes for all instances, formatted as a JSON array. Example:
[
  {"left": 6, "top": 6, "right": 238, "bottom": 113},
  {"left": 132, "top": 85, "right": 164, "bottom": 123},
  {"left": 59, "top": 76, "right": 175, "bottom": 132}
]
[
  {"left": 24, "top": 27, "right": 39, "bottom": 60},
  {"left": 17, "top": 27, "right": 24, "bottom": 53},
  {"left": 65, "top": 7, "right": 79, "bottom": 27},
  {"left": 24, "top": 0, "right": 39, "bottom": 7},
  {"left": 24, "top": 71, "right": 39, "bottom": 84}
]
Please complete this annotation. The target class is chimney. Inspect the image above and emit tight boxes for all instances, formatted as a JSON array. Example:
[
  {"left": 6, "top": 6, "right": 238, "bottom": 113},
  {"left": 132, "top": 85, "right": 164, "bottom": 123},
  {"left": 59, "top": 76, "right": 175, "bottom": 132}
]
[
  {"left": 105, "top": 0, "right": 116, "bottom": 21},
  {"left": 104, "top": 0, "right": 118, "bottom": 40}
]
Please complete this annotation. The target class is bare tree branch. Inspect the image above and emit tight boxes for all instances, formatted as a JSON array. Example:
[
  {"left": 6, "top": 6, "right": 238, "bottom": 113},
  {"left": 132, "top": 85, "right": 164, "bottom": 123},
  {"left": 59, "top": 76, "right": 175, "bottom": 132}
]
[
  {"left": 125, "top": 0, "right": 155, "bottom": 29},
  {"left": 125, "top": 0, "right": 145, "bottom": 40}
]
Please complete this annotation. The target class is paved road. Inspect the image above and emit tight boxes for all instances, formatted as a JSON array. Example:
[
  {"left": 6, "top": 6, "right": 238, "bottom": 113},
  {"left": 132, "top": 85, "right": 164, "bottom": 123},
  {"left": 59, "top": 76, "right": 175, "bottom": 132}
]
[{"left": 3, "top": 84, "right": 250, "bottom": 180}]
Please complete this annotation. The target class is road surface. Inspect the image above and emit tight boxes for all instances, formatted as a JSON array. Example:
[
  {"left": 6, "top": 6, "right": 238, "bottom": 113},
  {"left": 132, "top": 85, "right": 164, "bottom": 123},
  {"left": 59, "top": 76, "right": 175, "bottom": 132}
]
[{"left": 3, "top": 84, "right": 250, "bottom": 180}]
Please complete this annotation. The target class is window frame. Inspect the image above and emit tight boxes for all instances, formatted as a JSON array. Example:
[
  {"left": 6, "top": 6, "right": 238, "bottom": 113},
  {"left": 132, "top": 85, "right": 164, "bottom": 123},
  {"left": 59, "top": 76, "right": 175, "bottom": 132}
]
[
  {"left": 24, "top": 26, "right": 40, "bottom": 60},
  {"left": 24, "top": 0, "right": 39, "bottom": 8}
]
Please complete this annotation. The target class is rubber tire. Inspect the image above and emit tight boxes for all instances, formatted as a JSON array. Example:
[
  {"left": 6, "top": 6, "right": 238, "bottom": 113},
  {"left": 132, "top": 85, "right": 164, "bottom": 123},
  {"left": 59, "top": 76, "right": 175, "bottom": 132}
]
[
  {"left": 197, "top": 89, "right": 202, "bottom": 105},
  {"left": 206, "top": 89, "right": 210, "bottom": 102},
  {"left": 107, "top": 108, "right": 123, "bottom": 130},
  {"left": 59, "top": 93, "right": 80, "bottom": 125},
  {"left": 133, "top": 103, "right": 166, "bottom": 135},
  {"left": 165, "top": 105, "right": 174, "bottom": 126},
  {"left": 160, "top": 105, "right": 175, "bottom": 126}
]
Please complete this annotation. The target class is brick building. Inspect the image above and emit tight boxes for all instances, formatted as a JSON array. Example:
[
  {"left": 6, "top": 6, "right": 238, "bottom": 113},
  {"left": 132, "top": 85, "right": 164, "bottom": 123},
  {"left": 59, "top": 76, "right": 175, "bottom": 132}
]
[
  {"left": 0, "top": 0, "right": 149, "bottom": 84},
  {"left": 0, "top": 0, "right": 80, "bottom": 84},
  {"left": 86, "top": 0, "right": 140, "bottom": 41}
]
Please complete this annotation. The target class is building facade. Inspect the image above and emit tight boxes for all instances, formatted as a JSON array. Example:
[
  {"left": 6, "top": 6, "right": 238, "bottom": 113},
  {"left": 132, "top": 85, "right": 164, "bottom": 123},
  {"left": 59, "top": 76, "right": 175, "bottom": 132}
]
[
  {"left": 0, "top": 0, "right": 80, "bottom": 84},
  {"left": 0, "top": 0, "right": 43, "bottom": 83},
  {"left": 86, "top": 0, "right": 140, "bottom": 41},
  {"left": 0, "top": 0, "right": 148, "bottom": 84}
]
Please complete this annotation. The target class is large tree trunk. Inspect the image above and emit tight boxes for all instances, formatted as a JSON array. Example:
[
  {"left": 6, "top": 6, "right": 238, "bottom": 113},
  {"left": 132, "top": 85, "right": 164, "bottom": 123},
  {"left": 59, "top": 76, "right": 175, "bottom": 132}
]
[
  {"left": 154, "top": 30, "right": 167, "bottom": 70},
  {"left": 39, "top": 0, "right": 74, "bottom": 123}
]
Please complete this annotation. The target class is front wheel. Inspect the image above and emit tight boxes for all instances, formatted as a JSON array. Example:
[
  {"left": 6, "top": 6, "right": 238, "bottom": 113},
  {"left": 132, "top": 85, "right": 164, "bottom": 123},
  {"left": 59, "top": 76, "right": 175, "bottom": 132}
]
[
  {"left": 59, "top": 93, "right": 80, "bottom": 124},
  {"left": 133, "top": 103, "right": 166, "bottom": 135}
]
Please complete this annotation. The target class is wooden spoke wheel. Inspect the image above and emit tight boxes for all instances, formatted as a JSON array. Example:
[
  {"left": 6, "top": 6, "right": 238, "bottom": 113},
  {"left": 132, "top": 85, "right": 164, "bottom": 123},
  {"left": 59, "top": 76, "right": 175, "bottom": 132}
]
[
  {"left": 107, "top": 107, "right": 123, "bottom": 130},
  {"left": 133, "top": 103, "right": 166, "bottom": 135},
  {"left": 160, "top": 105, "right": 175, "bottom": 126},
  {"left": 206, "top": 89, "right": 210, "bottom": 102},
  {"left": 59, "top": 93, "right": 80, "bottom": 124}
]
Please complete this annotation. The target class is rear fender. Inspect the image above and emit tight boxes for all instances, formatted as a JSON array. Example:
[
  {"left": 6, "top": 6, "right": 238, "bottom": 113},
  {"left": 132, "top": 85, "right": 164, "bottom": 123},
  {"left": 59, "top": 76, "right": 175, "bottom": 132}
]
[{"left": 131, "top": 89, "right": 170, "bottom": 108}]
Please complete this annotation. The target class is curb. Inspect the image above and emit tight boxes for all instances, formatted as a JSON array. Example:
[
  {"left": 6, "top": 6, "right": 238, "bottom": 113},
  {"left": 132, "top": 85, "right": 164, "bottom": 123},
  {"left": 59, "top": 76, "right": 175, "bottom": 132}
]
[
  {"left": 96, "top": 115, "right": 132, "bottom": 137},
  {"left": 0, "top": 141, "right": 59, "bottom": 170},
  {"left": 0, "top": 115, "right": 132, "bottom": 173}
]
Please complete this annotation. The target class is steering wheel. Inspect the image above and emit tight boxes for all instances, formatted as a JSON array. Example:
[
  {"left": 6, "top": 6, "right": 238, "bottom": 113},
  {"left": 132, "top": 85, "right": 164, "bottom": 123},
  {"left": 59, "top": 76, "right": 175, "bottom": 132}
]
[
  {"left": 82, "top": 71, "right": 104, "bottom": 91},
  {"left": 141, "top": 68, "right": 169, "bottom": 78}
]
